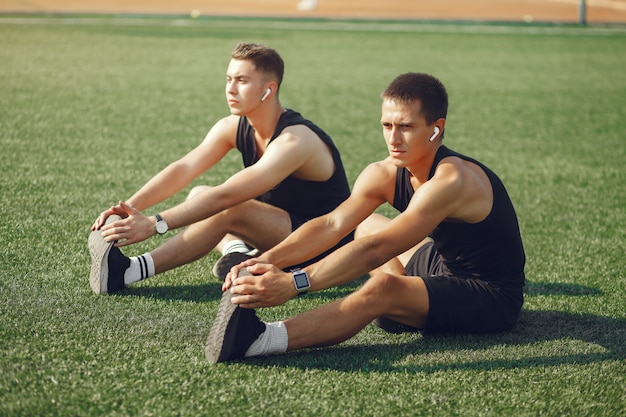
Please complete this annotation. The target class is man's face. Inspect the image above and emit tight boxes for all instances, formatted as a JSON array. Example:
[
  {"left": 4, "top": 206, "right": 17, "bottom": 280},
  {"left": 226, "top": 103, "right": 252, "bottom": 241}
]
[
  {"left": 225, "top": 59, "right": 267, "bottom": 115},
  {"left": 380, "top": 98, "right": 432, "bottom": 168}
]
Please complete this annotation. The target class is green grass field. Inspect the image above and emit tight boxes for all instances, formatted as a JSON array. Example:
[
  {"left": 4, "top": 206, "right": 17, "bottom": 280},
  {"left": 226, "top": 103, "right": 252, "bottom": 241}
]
[{"left": 1, "top": 15, "right": 625, "bottom": 417}]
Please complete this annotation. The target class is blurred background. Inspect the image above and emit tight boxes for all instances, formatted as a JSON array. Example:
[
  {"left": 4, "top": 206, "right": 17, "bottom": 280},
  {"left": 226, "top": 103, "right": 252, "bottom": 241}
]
[{"left": 2, "top": 0, "right": 625, "bottom": 25}]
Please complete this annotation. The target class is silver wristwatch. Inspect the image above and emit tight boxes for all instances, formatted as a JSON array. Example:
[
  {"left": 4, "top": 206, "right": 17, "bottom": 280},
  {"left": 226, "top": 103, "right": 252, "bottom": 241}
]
[{"left": 154, "top": 213, "right": 169, "bottom": 235}]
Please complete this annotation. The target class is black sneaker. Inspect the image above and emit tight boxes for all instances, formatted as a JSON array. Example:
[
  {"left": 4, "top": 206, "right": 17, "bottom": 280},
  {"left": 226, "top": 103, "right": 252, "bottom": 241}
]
[
  {"left": 212, "top": 252, "right": 253, "bottom": 281},
  {"left": 88, "top": 215, "right": 130, "bottom": 294},
  {"left": 205, "top": 270, "right": 266, "bottom": 363}
]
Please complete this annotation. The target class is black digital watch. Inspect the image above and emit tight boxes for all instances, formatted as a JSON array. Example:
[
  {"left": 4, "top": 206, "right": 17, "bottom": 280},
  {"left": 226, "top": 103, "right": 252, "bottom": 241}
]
[{"left": 291, "top": 269, "right": 310, "bottom": 294}]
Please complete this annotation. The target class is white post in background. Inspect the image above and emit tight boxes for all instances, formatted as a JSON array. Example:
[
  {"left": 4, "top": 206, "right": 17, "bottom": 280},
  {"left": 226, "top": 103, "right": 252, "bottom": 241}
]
[{"left": 579, "top": 0, "right": 587, "bottom": 25}]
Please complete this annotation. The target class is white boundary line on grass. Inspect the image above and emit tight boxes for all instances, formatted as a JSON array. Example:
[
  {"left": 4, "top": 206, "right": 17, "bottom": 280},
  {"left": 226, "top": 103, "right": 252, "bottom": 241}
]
[{"left": 1, "top": 16, "right": 625, "bottom": 36}]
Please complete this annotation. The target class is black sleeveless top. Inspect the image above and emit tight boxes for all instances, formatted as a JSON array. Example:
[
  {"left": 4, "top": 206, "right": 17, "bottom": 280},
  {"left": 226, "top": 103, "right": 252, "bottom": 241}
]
[
  {"left": 236, "top": 109, "right": 350, "bottom": 220},
  {"left": 393, "top": 146, "right": 525, "bottom": 288}
]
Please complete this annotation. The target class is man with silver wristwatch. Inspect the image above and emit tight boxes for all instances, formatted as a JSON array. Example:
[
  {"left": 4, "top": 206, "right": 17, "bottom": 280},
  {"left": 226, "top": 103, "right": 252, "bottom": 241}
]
[{"left": 88, "top": 42, "right": 352, "bottom": 294}]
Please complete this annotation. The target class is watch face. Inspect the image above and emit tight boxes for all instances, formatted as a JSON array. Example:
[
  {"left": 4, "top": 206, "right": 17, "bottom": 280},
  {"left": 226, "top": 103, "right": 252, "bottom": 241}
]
[
  {"left": 156, "top": 221, "right": 168, "bottom": 234},
  {"left": 293, "top": 271, "right": 310, "bottom": 290}
]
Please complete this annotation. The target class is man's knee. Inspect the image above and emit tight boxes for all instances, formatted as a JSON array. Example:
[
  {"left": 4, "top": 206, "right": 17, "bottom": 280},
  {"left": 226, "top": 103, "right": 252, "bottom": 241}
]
[
  {"left": 187, "top": 185, "right": 212, "bottom": 201},
  {"left": 358, "top": 272, "right": 402, "bottom": 301},
  {"left": 358, "top": 271, "right": 429, "bottom": 329},
  {"left": 355, "top": 213, "right": 390, "bottom": 239}
]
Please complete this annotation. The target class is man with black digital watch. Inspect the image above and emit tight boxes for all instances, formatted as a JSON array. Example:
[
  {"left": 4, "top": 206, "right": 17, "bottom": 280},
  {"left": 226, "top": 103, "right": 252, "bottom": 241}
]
[{"left": 205, "top": 73, "right": 525, "bottom": 364}]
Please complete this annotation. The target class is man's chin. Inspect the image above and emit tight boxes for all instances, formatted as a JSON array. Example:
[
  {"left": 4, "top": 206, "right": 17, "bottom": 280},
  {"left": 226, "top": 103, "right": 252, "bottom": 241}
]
[{"left": 388, "top": 156, "right": 407, "bottom": 168}]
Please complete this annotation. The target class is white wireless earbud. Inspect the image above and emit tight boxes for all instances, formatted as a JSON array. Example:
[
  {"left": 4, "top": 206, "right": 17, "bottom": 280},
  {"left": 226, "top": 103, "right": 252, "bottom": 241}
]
[
  {"left": 261, "top": 88, "right": 271, "bottom": 102},
  {"left": 429, "top": 126, "right": 441, "bottom": 142}
]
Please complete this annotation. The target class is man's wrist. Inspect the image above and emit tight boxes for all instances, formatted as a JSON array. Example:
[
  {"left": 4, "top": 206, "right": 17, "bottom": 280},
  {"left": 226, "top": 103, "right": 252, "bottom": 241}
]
[{"left": 291, "top": 269, "right": 310, "bottom": 295}]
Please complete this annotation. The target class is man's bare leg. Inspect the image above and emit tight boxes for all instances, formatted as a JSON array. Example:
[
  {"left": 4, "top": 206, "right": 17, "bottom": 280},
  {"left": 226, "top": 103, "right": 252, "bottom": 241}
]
[
  {"left": 356, "top": 213, "right": 432, "bottom": 274},
  {"left": 206, "top": 270, "right": 430, "bottom": 362},
  {"left": 93, "top": 195, "right": 294, "bottom": 292},
  {"left": 150, "top": 198, "right": 292, "bottom": 274},
  {"left": 284, "top": 271, "right": 430, "bottom": 350}
]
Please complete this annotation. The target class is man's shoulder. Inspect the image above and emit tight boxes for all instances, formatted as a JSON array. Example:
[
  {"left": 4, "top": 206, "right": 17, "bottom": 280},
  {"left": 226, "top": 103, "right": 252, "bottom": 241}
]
[
  {"left": 218, "top": 115, "right": 241, "bottom": 129},
  {"left": 430, "top": 157, "right": 474, "bottom": 192},
  {"left": 355, "top": 159, "right": 398, "bottom": 187},
  {"left": 277, "top": 109, "right": 328, "bottom": 140},
  {"left": 213, "top": 115, "right": 241, "bottom": 135},
  {"left": 200, "top": 115, "right": 240, "bottom": 148}
]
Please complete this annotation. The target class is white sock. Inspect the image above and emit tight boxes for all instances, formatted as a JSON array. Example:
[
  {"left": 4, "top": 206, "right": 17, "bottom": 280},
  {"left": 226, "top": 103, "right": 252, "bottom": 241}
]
[
  {"left": 124, "top": 253, "right": 155, "bottom": 285},
  {"left": 245, "top": 321, "right": 289, "bottom": 358},
  {"left": 222, "top": 239, "right": 250, "bottom": 255}
]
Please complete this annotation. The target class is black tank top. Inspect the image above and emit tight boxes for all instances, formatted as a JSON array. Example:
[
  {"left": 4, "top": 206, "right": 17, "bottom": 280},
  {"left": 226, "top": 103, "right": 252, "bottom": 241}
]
[
  {"left": 236, "top": 109, "right": 350, "bottom": 220},
  {"left": 393, "top": 146, "right": 525, "bottom": 288}
]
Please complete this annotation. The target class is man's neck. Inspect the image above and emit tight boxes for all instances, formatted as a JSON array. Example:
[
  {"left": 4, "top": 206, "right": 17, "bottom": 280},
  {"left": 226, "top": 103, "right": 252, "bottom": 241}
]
[
  {"left": 406, "top": 145, "right": 441, "bottom": 184},
  {"left": 247, "top": 103, "right": 286, "bottom": 141}
]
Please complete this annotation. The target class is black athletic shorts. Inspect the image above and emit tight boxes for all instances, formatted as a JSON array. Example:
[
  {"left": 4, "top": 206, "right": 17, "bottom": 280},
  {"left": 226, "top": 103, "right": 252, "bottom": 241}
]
[
  {"left": 283, "top": 212, "right": 355, "bottom": 271},
  {"left": 405, "top": 241, "right": 524, "bottom": 334}
]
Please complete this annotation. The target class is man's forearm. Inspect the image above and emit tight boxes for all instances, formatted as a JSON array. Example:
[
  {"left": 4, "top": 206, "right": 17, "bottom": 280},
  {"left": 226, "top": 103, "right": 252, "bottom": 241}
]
[
  {"left": 263, "top": 216, "right": 348, "bottom": 269},
  {"left": 157, "top": 189, "right": 226, "bottom": 230},
  {"left": 128, "top": 162, "right": 195, "bottom": 212},
  {"left": 305, "top": 236, "right": 388, "bottom": 292}
]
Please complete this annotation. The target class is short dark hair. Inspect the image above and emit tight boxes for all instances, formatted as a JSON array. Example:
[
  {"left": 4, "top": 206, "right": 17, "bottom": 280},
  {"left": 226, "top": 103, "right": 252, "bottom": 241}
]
[
  {"left": 381, "top": 73, "right": 448, "bottom": 125},
  {"left": 231, "top": 42, "right": 284, "bottom": 88}
]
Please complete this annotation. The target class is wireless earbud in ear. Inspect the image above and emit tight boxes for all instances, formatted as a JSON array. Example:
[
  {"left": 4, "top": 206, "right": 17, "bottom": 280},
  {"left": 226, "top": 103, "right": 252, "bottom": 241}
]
[
  {"left": 429, "top": 126, "right": 441, "bottom": 142},
  {"left": 261, "top": 88, "right": 271, "bottom": 102}
]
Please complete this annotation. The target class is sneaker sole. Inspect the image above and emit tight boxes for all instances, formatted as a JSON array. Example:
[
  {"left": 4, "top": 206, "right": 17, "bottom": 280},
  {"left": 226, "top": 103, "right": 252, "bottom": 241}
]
[
  {"left": 205, "top": 268, "right": 251, "bottom": 363},
  {"left": 212, "top": 252, "right": 252, "bottom": 281},
  {"left": 87, "top": 215, "right": 120, "bottom": 294}
]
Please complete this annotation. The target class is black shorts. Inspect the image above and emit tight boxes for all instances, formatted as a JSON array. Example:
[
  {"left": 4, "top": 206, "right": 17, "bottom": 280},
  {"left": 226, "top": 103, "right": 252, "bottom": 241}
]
[
  {"left": 284, "top": 212, "right": 355, "bottom": 271},
  {"left": 405, "top": 241, "right": 524, "bottom": 334}
]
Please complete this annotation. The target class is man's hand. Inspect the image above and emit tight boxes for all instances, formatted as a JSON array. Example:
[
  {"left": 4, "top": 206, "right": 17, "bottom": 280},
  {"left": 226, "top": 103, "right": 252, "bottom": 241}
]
[
  {"left": 223, "top": 258, "right": 257, "bottom": 291},
  {"left": 91, "top": 202, "right": 132, "bottom": 231},
  {"left": 224, "top": 262, "right": 298, "bottom": 309},
  {"left": 99, "top": 201, "right": 157, "bottom": 247}
]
